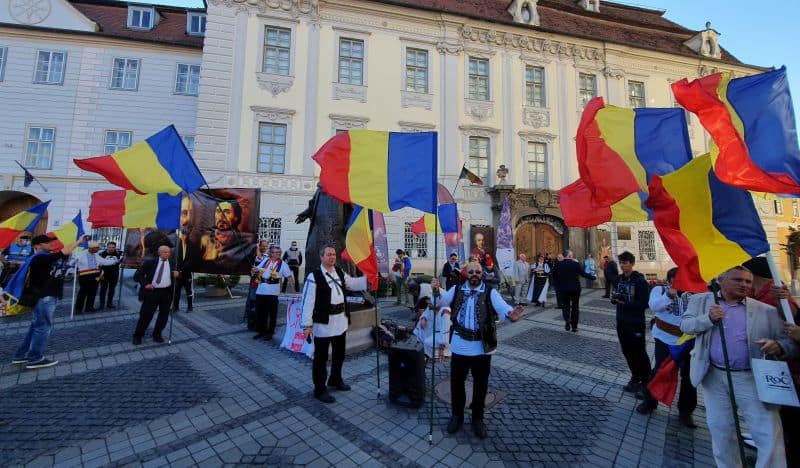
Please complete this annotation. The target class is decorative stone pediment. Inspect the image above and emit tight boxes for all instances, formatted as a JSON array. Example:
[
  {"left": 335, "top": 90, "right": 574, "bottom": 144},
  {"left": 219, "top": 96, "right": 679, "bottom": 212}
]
[
  {"left": 329, "top": 114, "right": 369, "bottom": 131},
  {"left": 250, "top": 106, "right": 295, "bottom": 123},
  {"left": 332, "top": 83, "right": 367, "bottom": 103},
  {"left": 521, "top": 107, "right": 550, "bottom": 128},
  {"left": 256, "top": 73, "right": 294, "bottom": 96},
  {"left": 603, "top": 66, "right": 625, "bottom": 79},
  {"left": 518, "top": 130, "right": 556, "bottom": 142},
  {"left": 398, "top": 121, "right": 436, "bottom": 132},
  {"left": 459, "top": 125, "right": 500, "bottom": 137},
  {"left": 401, "top": 91, "right": 433, "bottom": 110},
  {"left": 465, "top": 99, "right": 494, "bottom": 121},
  {"left": 436, "top": 41, "right": 464, "bottom": 55},
  {"left": 461, "top": 26, "right": 603, "bottom": 62}
]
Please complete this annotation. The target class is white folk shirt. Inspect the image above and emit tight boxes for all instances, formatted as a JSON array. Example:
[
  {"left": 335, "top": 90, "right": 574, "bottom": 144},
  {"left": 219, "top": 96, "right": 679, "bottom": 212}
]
[
  {"left": 151, "top": 258, "right": 172, "bottom": 289},
  {"left": 301, "top": 266, "right": 368, "bottom": 338},
  {"left": 75, "top": 251, "right": 118, "bottom": 273},
  {"left": 437, "top": 282, "right": 514, "bottom": 356},
  {"left": 255, "top": 258, "right": 293, "bottom": 296}
]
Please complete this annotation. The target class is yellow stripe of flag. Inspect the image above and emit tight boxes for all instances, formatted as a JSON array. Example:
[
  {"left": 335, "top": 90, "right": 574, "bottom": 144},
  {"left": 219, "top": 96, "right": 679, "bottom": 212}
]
[
  {"left": 122, "top": 192, "right": 159, "bottom": 228},
  {"left": 348, "top": 130, "right": 390, "bottom": 213},
  {"left": 596, "top": 107, "right": 648, "bottom": 192},
  {"left": 113, "top": 142, "right": 183, "bottom": 195}
]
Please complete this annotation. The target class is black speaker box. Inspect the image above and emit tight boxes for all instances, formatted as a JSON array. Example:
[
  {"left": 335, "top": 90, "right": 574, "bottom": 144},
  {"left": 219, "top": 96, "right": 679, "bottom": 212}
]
[{"left": 388, "top": 338, "right": 426, "bottom": 408}]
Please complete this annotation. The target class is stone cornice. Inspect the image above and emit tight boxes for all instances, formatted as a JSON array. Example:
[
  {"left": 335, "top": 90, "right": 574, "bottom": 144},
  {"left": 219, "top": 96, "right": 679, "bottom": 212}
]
[
  {"left": 208, "top": 0, "right": 319, "bottom": 19},
  {"left": 460, "top": 25, "right": 604, "bottom": 62}
]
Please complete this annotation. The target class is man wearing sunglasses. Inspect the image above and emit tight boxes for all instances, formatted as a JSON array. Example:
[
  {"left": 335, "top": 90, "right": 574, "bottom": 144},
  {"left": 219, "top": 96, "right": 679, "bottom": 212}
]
[{"left": 431, "top": 261, "right": 524, "bottom": 439}]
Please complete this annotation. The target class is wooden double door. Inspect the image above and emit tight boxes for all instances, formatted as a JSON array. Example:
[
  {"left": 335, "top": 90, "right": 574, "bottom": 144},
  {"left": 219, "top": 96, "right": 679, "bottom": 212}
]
[{"left": 515, "top": 223, "right": 562, "bottom": 261}]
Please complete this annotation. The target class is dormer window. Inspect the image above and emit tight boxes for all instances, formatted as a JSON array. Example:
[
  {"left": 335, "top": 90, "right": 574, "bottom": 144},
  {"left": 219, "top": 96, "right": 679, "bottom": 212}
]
[
  {"left": 187, "top": 12, "right": 206, "bottom": 36},
  {"left": 128, "top": 6, "right": 154, "bottom": 30},
  {"left": 684, "top": 21, "right": 722, "bottom": 59},
  {"left": 507, "top": 0, "right": 539, "bottom": 26},
  {"left": 577, "top": 0, "right": 600, "bottom": 12}
]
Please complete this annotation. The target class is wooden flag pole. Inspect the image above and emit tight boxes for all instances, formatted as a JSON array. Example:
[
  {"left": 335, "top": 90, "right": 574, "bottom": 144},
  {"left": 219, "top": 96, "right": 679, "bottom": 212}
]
[
  {"left": 70, "top": 264, "right": 78, "bottom": 320},
  {"left": 116, "top": 229, "right": 127, "bottom": 309},
  {"left": 765, "top": 254, "right": 796, "bottom": 324}
]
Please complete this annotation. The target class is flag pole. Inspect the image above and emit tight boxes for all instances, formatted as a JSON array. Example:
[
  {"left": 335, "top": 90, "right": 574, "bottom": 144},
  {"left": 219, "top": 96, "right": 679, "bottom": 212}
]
[
  {"left": 429, "top": 193, "right": 439, "bottom": 445},
  {"left": 765, "top": 253, "right": 796, "bottom": 324},
  {"left": 116, "top": 229, "right": 127, "bottom": 309},
  {"left": 374, "top": 297, "right": 381, "bottom": 398},
  {"left": 168, "top": 228, "right": 181, "bottom": 345},
  {"left": 70, "top": 263, "right": 78, "bottom": 320},
  {"left": 709, "top": 279, "right": 749, "bottom": 465},
  {"left": 14, "top": 160, "right": 48, "bottom": 192}
]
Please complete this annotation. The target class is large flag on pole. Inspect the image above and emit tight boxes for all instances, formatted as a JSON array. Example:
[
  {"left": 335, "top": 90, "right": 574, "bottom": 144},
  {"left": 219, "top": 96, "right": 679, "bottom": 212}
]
[
  {"left": 88, "top": 190, "right": 181, "bottom": 229},
  {"left": 410, "top": 184, "right": 459, "bottom": 236},
  {"left": 672, "top": 67, "right": 800, "bottom": 195},
  {"left": 0, "top": 200, "right": 50, "bottom": 249},
  {"left": 74, "top": 125, "right": 206, "bottom": 196},
  {"left": 342, "top": 206, "right": 379, "bottom": 291},
  {"left": 645, "top": 153, "right": 770, "bottom": 292},
  {"left": 559, "top": 179, "right": 650, "bottom": 227},
  {"left": 312, "top": 130, "right": 438, "bottom": 214}
]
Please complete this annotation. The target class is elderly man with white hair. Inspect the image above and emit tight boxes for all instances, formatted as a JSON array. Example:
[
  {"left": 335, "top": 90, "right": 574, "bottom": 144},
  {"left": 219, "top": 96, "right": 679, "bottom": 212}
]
[{"left": 74, "top": 241, "right": 119, "bottom": 314}]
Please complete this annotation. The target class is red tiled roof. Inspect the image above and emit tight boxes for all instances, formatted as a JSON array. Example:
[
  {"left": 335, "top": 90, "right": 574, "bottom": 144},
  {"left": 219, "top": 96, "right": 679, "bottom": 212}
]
[{"left": 70, "top": 0, "right": 204, "bottom": 49}]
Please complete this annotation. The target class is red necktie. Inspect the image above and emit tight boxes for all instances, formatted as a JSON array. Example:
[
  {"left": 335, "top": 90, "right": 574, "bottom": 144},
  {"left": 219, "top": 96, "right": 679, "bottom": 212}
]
[{"left": 155, "top": 260, "right": 165, "bottom": 284}]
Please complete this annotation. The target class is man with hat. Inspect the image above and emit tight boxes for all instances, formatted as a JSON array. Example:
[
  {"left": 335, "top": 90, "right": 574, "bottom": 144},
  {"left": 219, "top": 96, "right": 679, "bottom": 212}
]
[
  {"left": 282, "top": 240, "right": 303, "bottom": 293},
  {"left": 8, "top": 234, "right": 87, "bottom": 369},
  {"left": 74, "top": 241, "right": 120, "bottom": 313}
]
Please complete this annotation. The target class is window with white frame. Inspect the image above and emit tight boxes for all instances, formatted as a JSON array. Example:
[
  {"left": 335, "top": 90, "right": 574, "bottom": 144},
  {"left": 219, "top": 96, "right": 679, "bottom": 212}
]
[
  {"left": 175, "top": 63, "right": 200, "bottom": 95},
  {"left": 263, "top": 26, "right": 291, "bottom": 76},
  {"left": 34, "top": 51, "right": 66, "bottom": 84},
  {"left": 468, "top": 57, "right": 490, "bottom": 101},
  {"left": 182, "top": 135, "right": 196, "bottom": 155},
  {"left": 793, "top": 200, "right": 799, "bottom": 217},
  {"left": 258, "top": 217, "right": 282, "bottom": 247},
  {"left": 338, "top": 38, "right": 364, "bottom": 85},
  {"left": 468, "top": 136, "right": 490, "bottom": 180},
  {"left": 629, "top": 80, "right": 646, "bottom": 107},
  {"left": 405, "top": 48, "right": 428, "bottom": 93},
  {"left": 25, "top": 126, "right": 55, "bottom": 169},
  {"left": 525, "top": 65, "right": 545, "bottom": 107},
  {"left": 0, "top": 47, "right": 7, "bottom": 81},
  {"left": 404, "top": 222, "right": 428, "bottom": 258},
  {"left": 91, "top": 227, "right": 123, "bottom": 246},
  {"left": 578, "top": 73, "right": 597, "bottom": 109},
  {"left": 187, "top": 12, "right": 206, "bottom": 36},
  {"left": 527, "top": 142, "right": 547, "bottom": 189},
  {"left": 257, "top": 122, "right": 286, "bottom": 174},
  {"left": 775, "top": 200, "right": 784, "bottom": 215},
  {"left": 638, "top": 230, "right": 657, "bottom": 261},
  {"left": 104, "top": 130, "right": 132, "bottom": 154},
  {"left": 110, "top": 58, "right": 140, "bottom": 90},
  {"left": 128, "top": 6, "right": 154, "bottom": 30}
]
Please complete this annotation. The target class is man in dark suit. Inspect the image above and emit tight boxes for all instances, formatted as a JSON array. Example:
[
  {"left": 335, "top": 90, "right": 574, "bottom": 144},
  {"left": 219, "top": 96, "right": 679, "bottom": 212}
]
[
  {"left": 132, "top": 245, "right": 178, "bottom": 345},
  {"left": 603, "top": 255, "right": 619, "bottom": 298},
  {"left": 551, "top": 250, "right": 596, "bottom": 332}
]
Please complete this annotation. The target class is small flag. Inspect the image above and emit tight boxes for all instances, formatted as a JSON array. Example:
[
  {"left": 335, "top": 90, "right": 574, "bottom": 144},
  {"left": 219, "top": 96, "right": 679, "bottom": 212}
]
[
  {"left": 88, "top": 190, "right": 181, "bottom": 229},
  {"left": 48, "top": 211, "right": 87, "bottom": 251},
  {"left": 459, "top": 165, "right": 484, "bottom": 186},
  {"left": 410, "top": 184, "right": 459, "bottom": 236},
  {"left": 0, "top": 200, "right": 50, "bottom": 249},
  {"left": 22, "top": 168, "right": 35, "bottom": 188},
  {"left": 342, "top": 206, "right": 379, "bottom": 291}
]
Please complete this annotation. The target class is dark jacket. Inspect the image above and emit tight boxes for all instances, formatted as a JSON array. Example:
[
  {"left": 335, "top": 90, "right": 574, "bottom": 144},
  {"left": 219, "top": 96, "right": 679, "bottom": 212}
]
[
  {"left": 604, "top": 260, "right": 620, "bottom": 284},
  {"left": 613, "top": 271, "right": 650, "bottom": 324},
  {"left": 551, "top": 259, "right": 595, "bottom": 294},
  {"left": 134, "top": 257, "right": 176, "bottom": 301}
]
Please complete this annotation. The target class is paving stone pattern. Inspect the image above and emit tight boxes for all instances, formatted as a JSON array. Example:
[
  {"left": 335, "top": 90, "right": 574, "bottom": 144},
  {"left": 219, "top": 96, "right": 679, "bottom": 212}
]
[
  {"left": 505, "top": 326, "right": 630, "bottom": 373},
  {"left": 576, "top": 310, "right": 618, "bottom": 329}
]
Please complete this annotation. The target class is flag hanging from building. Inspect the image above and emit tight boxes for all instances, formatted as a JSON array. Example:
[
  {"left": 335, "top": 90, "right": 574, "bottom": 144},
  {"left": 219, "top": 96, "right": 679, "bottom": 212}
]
[
  {"left": 87, "top": 190, "right": 181, "bottom": 229},
  {"left": 410, "top": 184, "right": 459, "bottom": 236},
  {"left": 22, "top": 168, "right": 34, "bottom": 188},
  {"left": 559, "top": 179, "right": 650, "bottom": 228},
  {"left": 74, "top": 125, "right": 206, "bottom": 196},
  {"left": 342, "top": 206, "right": 379, "bottom": 291},
  {"left": 48, "top": 211, "right": 87, "bottom": 252},
  {"left": 312, "top": 130, "right": 438, "bottom": 214},
  {"left": 576, "top": 97, "right": 692, "bottom": 206},
  {"left": 645, "top": 153, "right": 770, "bottom": 292},
  {"left": 459, "top": 165, "right": 484, "bottom": 186},
  {"left": 0, "top": 200, "right": 50, "bottom": 249},
  {"left": 672, "top": 66, "right": 800, "bottom": 195}
]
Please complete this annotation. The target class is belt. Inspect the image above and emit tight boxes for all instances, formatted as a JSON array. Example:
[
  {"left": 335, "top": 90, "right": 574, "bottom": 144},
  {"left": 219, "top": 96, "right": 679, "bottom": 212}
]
[
  {"left": 454, "top": 325, "right": 481, "bottom": 341},
  {"left": 712, "top": 363, "right": 751, "bottom": 372},
  {"left": 330, "top": 303, "right": 345, "bottom": 315},
  {"left": 79, "top": 269, "right": 100, "bottom": 276},
  {"left": 654, "top": 317, "right": 683, "bottom": 337}
]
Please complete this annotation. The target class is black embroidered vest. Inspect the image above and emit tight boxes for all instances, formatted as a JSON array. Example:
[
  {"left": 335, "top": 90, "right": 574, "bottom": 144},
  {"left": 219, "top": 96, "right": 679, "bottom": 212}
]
[
  {"left": 450, "top": 286, "right": 498, "bottom": 353},
  {"left": 311, "top": 266, "right": 349, "bottom": 324}
]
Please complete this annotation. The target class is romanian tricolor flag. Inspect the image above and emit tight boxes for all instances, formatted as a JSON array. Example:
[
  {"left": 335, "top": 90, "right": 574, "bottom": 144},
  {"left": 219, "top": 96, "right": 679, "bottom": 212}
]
[
  {"left": 459, "top": 165, "right": 484, "bottom": 186},
  {"left": 74, "top": 125, "right": 205, "bottom": 196},
  {"left": 87, "top": 190, "right": 181, "bottom": 229},
  {"left": 48, "top": 211, "right": 87, "bottom": 252},
  {"left": 0, "top": 200, "right": 49, "bottom": 249},
  {"left": 672, "top": 67, "right": 800, "bottom": 195},
  {"left": 577, "top": 97, "right": 692, "bottom": 206},
  {"left": 559, "top": 179, "right": 650, "bottom": 228},
  {"left": 342, "top": 206, "right": 379, "bottom": 291},
  {"left": 312, "top": 130, "right": 438, "bottom": 214},
  {"left": 410, "top": 184, "right": 459, "bottom": 236},
  {"left": 645, "top": 153, "right": 770, "bottom": 292}
]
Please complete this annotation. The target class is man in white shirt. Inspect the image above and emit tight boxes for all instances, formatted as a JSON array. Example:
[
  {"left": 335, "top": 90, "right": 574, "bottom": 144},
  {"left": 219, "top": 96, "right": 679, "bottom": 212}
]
[
  {"left": 75, "top": 241, "right": 119, "bottom": 313},
  {"left": 132, "top": 246, "right": 178, "bottom": 345},
  {"left": 253, "top": 245, "right": 294, "bottom": 341},
  {"left": 431, "top": 261, "right": 524, "bottom": 439},
  {"left": 301, "top": 246, "right": 368, "bottom": 403}
]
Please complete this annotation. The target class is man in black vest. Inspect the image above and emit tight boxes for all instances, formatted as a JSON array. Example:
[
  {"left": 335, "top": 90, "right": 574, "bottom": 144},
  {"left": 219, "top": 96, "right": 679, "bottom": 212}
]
[
  {"left": 132, "top": 245, "right": 178, "bottom": 345},
  {"left": 431, "top": 261, "right": 525, "bottom": 439},
  {"left": 301, "top": 246, "right": 367, "bottom": 403},
  {"left": 98, "top": 241, "right": 123, "bottom": 309},
  {"left": 282, "top": 240, "right": 303, "bottom": 293}
]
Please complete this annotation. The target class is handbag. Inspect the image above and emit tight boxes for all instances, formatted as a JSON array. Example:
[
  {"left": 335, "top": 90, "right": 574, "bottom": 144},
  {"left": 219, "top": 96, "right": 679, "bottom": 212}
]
[{"left": 750, "top": 357, "right": 800, "bottom": 407}]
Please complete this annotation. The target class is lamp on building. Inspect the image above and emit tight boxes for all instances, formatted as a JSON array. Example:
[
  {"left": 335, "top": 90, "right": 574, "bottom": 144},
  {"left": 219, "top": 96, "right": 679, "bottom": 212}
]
[{"left": 496, "top": 164, "right": 509, "bottom": 184}]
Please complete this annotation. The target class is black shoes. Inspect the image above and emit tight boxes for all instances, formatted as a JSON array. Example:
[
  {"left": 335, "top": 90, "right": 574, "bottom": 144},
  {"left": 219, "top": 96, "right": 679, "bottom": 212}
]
[
  {"left": 565, "top": 322, "right": 571, "bottom": 331},
  {"left": 315, "top": 391, "right": 336, "bottom": 403},
  {"left": 132, "top": 337, "right": 143, "bottom": 345},
  {"left": 679, "top": 412, "right": 697, "bottom": 429},
  {"left": 253, "top": 334, "right": 264, "bottom": 340},
  {"left": 447, "top": 415, "right": 463, "bottom": 434},
  {"left": 328, "top": 382, "right": 352, "bottom": 391},
  {"left": 26, "top": 358, "right": 58, "bottom": 369},
  {"left": 636, "top": 400, "right": 657, "bottom": 414},
  {"left": 106, "top": 303, "right": 116, "bottom": 309},
  {"left": 571, "top": 327, "right": 578, "bottom": 333},
  {"left": 153, "top": 335, "right": 165, "bottom": 343},
  {"left": 623, "top": 380, "right": 642, "bottom": 393},
  {"left": 472, "top": 419, "right": 488, "bottom": 439}
]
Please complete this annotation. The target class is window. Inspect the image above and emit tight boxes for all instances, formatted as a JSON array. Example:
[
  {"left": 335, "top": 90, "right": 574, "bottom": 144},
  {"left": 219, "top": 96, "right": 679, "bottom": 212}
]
[
  {"left": 338, "top": 38, "right": 364, "bottom": 85},
  {"left": 629, "top": 80, "right": 646, "bottom": 107},
  {"left": 638, "top": 230, "right": 657, "bottom": 261},
  {"left": 793, "top": 200, "right": 799, "bottom": 217},
  {"left": 110, "top": 58, "right": 140, "bottom": 90},
  {"left": 257, "top": 122, "right": 286, "bottom": 173},
  {"left": 128, "top": 6, "right": 154, "bottom": 30},
  {"left": 187, "top": 13, "right": 206, "bottom": 36},
  {"left": 0, "top": 47, "right": 7, "bottom": 81},
  {"left": 175, "top": 63, "right": 200, "bottom": 95},
  {"left": 468, "top": 57, "right": 489, "bottom": 101},
  {"left": 578, "top": 73, "right": 596, "bottom": 109},
  {"left": 525, "top": 66, "right": 545, "bottom": 107},
  {"left": 527, "top": 142, "right": 547, "bottom": 189},
  {"left": 183, "top": 135, "right": 196, "bottom": 155},
  {"left": 775, "top": 200, "right": 784, "bottom": 215},
  {"left": 91, "top": 227, "right": 123, "bottom": 246},
  {"left": 34, "top": 51, "right": 66, "bottom": 84},
  {"left": 617, "top": 226, "right": 632, "bottom": 240},
  {"left": 25, "top": 126, "right": 55, "bottom": 169},
  {"left": 104, "top": 131, "right": 132, "bottom": 154},
  {"left": 405, "top": 48, "right": 428, "bottom": 93},
  {"left": 468, "top": 136, "right": 490, "bottom": 180},
  {"left": 258, "top": 217, "right": 282, "bottom": 247},
  {"left": 263, "top": 26, "right": 291, "bottom": 76},
  {"left": 404, "top": 222, "right": 428, "bottom": 258}
]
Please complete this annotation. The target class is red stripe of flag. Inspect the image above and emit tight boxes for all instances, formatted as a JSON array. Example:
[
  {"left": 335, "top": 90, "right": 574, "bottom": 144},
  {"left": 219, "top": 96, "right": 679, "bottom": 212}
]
[
  {"left": 312, "top": 132, "right": 352, "bottom": 203},
  {"left": 74, "top": 156, "right": 138, "bottom": 193},
  {"left": 87, "top": 190, "right": 127, "bottom": 228}
]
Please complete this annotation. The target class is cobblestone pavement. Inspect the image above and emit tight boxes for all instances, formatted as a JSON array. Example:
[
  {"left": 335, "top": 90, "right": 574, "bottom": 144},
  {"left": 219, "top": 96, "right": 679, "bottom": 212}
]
[{"left": 0, "top": 284, "right": 723, "bottom": 467}]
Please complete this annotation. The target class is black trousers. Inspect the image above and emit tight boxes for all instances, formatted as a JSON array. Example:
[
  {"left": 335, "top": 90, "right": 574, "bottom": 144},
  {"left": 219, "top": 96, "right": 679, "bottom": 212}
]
[
  {"left": 172, "top": 275, "right": 193, "bottom": 310},
  {"left": 255, "top": 294, "right": 279, "bottom": 336},
  {"left": 98, "top": 272, "right": 119, "bottom": 307},
  {"left": 282, "top": 266, "right": 300, "bottom": 293},
  {"left": 450, "top": 353, "right": 491, "bottom": 420},
  {"left": 641, "top": 339, "right": 696, "bottom": 414},
  {"left": 76, "top": 274, "right": 100, "bottom": 312},
  {"left": 604, "top": 279, "right": 614, "bottom": 297},
  {"left": 313, "top": 332, "right": 346, "bottom": 396},
  {"left": 616, "top": 320, "right": 652, "bottom": 383},
  {"left": 134, "top": 288, "right": 171, "bottom": 339},
  {"left": 559, "top": 290, "right": 581, "bottom": 328},
  {"left": 781, "top": 402, "right": 800, "bottom": 468}
]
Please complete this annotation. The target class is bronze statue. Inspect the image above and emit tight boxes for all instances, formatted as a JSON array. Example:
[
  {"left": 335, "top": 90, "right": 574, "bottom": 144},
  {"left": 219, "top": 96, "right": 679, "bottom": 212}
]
[{"left": 296, "top": 185, "right": 354, "bottom": 275}]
